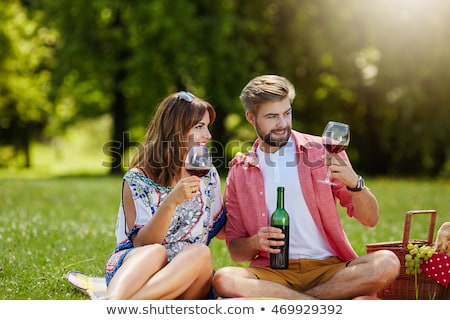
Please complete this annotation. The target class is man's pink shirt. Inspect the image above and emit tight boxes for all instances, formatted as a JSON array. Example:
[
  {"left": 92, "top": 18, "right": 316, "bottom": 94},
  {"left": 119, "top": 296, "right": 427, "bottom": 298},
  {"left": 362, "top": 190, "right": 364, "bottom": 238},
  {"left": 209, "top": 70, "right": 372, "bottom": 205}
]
[{"left": 225, "top": 130, "right": 359, "bottom": 267}]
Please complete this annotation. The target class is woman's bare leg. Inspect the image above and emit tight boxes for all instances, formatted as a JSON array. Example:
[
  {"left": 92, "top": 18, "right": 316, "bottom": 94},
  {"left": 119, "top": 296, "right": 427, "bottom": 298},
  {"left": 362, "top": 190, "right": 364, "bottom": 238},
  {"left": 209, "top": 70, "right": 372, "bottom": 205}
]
[
  {"left": 131, "top": 243, "right": 213, "bottom": 299},
  {"left": 105, "top": 244, "right": 168, "bottom": 299}
]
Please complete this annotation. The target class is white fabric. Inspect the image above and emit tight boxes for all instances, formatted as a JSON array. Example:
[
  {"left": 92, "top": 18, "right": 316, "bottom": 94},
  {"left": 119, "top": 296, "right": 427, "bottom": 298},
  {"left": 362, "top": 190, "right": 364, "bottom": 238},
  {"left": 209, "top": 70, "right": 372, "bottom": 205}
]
[{"left": 257, "top": 136, "right": 335, "bottom": 259}]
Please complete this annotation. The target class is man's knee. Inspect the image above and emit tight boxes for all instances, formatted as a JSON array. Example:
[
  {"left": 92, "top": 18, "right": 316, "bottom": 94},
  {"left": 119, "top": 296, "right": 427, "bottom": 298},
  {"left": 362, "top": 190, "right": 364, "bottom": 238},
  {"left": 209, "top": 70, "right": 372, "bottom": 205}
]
[
  {"left": 374, "top": 250, "right": 401, "bottom": 284},
  {"left": 213, "top": 267, "right": 233, "bottom": 285},
  {"left": 381, "top": 250, "right": 400, "bottom": 273},
  {"left": 213, "top": 267, "right": 240, "bottom": 296}
]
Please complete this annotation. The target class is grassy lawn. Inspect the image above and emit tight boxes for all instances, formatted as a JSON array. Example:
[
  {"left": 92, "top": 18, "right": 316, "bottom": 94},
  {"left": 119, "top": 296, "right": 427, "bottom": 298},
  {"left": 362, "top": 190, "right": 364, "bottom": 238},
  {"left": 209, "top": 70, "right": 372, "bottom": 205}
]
[{"left": 0, "top": 174, "right": 448, "bottom": 299}]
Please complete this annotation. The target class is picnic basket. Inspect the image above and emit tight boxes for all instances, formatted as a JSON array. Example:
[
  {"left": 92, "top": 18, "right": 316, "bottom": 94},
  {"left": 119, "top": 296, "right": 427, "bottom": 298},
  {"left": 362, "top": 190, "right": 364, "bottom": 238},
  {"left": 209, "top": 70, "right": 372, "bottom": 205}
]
[{"left": 366, "top": 209, "right": 450, "bottom": 300}]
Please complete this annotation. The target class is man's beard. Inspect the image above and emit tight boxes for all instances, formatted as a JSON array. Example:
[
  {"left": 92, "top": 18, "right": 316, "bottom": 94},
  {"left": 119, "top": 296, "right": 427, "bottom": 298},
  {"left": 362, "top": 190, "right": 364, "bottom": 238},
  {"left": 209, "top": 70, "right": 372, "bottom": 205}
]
[{"left": 259, "top": 127, "right": 291, "bottom": 147}]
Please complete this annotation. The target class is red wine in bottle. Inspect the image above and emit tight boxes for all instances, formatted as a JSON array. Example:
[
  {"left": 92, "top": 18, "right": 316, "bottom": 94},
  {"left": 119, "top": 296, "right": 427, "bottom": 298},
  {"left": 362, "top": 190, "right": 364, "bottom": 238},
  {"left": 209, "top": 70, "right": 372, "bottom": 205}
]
[{"left": 270, "top": 186, "right": 290, "bottom": 269}]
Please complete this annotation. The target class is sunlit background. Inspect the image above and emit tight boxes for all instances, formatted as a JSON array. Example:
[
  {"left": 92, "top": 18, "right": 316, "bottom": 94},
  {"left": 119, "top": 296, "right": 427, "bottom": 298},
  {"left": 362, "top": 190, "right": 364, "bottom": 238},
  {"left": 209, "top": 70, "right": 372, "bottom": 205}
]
[
  {"left": 0, "top": 0, "right": 449, "bottom": 177},
  {"left": 0, "top": 0, "right": 449, "bottom": 300}
]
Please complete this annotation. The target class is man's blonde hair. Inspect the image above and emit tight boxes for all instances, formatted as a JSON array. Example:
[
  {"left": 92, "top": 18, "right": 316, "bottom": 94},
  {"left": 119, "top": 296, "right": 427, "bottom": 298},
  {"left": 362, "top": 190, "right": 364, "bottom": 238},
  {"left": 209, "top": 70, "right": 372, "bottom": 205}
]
[{"left": 239, "top": 75, "right": 296, "bottom": 114}]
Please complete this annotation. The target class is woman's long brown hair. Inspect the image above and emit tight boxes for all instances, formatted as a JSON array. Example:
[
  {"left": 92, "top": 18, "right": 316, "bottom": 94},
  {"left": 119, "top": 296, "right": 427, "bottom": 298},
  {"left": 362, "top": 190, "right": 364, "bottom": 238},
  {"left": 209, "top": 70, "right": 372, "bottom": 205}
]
[{"left": 131, "top": 92, "right": 216, "bottom": 186}]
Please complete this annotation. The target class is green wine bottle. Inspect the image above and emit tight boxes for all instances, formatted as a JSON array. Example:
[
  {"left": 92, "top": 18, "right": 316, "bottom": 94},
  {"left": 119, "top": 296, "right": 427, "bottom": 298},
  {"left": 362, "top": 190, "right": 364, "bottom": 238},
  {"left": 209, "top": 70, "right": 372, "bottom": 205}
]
[{"left": 270, "top": 186, "right": 290, "bottom": 269}]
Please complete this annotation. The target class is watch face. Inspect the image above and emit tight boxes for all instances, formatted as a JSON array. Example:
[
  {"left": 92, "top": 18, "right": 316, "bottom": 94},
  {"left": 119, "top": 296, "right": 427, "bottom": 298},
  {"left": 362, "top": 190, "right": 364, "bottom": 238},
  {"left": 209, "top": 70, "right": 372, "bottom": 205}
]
[
  {"left": 358, "top": 176, "right": 365, "bottom": 189},
  {"left": 347, "top": 176, "right": 364, "bottom": 191}
]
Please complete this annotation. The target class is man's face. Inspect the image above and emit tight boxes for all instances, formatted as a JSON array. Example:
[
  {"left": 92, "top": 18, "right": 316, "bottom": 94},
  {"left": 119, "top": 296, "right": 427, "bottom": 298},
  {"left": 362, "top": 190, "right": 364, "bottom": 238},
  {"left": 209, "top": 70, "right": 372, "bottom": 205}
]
[{"left": 246, "top": 97, "right": 292, "bottom": 153}]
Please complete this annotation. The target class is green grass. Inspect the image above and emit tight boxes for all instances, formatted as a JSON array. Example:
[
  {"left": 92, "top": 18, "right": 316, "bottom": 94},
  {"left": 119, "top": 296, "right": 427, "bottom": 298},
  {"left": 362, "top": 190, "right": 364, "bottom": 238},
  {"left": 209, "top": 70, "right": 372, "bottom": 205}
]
[{"left": 0, "top": 175, "right": 448, "bottom": 299}]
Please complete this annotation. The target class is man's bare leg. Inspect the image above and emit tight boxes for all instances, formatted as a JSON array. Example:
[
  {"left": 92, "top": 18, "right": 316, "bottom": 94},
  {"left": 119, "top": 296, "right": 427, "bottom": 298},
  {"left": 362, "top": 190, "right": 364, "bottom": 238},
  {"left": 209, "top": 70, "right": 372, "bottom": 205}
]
[
  {"left": 213, "top": 266, "right": 316, "bottom": 299},
  {"left": 213, "top": 250, "right": 399, "bottom": 300},
  {"left": 305, "top": 250, "right": 400, "bottom": 299}
]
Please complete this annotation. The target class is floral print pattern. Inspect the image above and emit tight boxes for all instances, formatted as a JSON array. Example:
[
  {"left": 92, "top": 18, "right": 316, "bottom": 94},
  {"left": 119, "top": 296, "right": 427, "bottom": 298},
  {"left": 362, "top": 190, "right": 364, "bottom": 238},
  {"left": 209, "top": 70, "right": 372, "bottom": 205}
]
[{"left": 105, "top": 168, "right": 224, "bottom": 284}]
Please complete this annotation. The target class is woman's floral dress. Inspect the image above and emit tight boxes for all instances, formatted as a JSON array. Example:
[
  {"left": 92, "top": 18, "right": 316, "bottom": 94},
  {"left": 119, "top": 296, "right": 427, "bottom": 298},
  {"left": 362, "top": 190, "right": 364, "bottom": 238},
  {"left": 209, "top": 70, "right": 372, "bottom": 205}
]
[{"left": 105, "top": 167, "right": 225, "bottom": 285}]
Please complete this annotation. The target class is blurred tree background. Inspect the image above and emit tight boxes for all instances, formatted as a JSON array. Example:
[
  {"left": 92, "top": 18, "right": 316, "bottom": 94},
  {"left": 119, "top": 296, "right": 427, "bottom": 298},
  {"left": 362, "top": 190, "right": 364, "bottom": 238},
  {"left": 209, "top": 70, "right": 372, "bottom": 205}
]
[{"left": 0, "top": 0, "right": 449, "bottom": 177}]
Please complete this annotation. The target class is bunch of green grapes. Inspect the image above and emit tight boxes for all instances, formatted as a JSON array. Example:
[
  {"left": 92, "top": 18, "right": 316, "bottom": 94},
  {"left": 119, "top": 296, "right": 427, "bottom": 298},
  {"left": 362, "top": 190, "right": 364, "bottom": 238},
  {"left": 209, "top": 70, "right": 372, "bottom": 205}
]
[{"left": 404, "top": 243, "right": 435, "bottom": 275}]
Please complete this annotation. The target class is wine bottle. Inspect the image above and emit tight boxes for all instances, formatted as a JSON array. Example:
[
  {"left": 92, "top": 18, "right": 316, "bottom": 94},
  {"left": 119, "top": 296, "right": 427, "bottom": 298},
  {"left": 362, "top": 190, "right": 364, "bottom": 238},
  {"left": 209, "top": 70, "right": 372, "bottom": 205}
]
[{"left": 270, "top": 186, "right": 290, "bottom": 269}]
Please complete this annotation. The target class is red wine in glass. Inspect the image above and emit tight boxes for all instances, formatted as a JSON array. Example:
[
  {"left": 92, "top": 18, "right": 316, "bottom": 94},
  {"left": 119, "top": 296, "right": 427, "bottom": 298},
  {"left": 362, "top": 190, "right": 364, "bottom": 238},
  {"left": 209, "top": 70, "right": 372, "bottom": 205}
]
[
  {"left": 185, "top": 168, "right": 210, "bottom": 177},
  {"left": 317, "top": 121, "right": 350, "bottom": 185},
  {"left": 323, "top": 144, "right": 347, "bottom": 154},
  {"left": 185, "top": 145, "right": 212, "bottom": 177}
]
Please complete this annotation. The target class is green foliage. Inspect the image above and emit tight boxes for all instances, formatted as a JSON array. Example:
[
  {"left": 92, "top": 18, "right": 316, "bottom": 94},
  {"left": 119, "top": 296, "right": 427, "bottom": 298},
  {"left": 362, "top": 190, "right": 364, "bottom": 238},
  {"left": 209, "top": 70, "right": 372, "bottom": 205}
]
[
  {"left": 0, "top": 174, "right": 448, "bottom": 299},
  {"left": 0, "top": 0, "right": 56, "bottom": 166},
  {"left": 0, "top": 0, "right": 449, "bottom": 176},
  {"left": 0, "top": 1, "right": 55, "bottom": 121}
]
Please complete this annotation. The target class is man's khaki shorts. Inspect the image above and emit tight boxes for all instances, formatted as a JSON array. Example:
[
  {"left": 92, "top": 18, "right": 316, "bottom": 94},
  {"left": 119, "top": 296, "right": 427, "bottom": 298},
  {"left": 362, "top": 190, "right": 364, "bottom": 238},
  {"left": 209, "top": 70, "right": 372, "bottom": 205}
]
[{"left": 247, "top": 256, "right": 348, "bottom": 292}]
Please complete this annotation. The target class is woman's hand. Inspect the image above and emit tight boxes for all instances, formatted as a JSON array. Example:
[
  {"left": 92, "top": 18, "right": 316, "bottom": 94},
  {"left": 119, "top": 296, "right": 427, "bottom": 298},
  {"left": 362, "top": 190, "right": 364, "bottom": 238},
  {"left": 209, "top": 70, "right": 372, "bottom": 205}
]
[
  {"left": 167, "top": 176, "right": 201, "bottom": 205},
  {"left": 133, "top": 175, "right": 201, "bottom": 246},
  {"left": 228, "top": 151, "right": 258, "bottom": 168}
]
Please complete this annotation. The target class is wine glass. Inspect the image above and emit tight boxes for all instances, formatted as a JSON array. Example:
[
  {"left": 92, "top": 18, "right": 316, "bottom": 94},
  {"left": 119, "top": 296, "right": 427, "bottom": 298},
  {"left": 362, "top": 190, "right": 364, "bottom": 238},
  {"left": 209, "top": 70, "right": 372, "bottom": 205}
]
[
  {"left": 317, "top": 121, "right": 350, "bottom": 185},
  {"left": 185, "top": 145, "right": 212, "bottom": 177}
]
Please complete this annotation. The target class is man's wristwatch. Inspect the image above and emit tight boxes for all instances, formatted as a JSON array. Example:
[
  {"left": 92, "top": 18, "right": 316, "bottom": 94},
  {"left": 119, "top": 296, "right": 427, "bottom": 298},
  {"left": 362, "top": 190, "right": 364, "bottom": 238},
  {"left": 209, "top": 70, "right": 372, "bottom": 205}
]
[{"left": 347, "top": 175, "right": 365, "bottom": 192}]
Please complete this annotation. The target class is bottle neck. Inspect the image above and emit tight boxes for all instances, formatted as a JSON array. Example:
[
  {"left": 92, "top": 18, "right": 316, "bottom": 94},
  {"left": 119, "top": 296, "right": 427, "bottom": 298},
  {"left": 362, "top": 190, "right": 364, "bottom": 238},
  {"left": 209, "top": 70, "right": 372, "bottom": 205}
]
[{"left": 277, "top": 187, "right": 284, "bottom": 209}]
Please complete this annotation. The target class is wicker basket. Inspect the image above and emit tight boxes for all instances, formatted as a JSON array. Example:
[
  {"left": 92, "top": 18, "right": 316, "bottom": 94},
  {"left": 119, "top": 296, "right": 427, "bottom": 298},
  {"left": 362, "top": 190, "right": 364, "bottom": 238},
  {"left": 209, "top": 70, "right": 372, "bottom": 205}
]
[{"left": 366, "top": 210, "right": 450, "bottom": 300}]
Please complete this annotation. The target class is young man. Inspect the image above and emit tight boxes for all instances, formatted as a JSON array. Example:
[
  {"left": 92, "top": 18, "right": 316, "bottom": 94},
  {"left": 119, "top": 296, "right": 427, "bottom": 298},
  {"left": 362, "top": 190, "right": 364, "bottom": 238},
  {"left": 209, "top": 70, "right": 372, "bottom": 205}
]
[{"left": 213, "top": 75, "right": 400, "bottom": 299}]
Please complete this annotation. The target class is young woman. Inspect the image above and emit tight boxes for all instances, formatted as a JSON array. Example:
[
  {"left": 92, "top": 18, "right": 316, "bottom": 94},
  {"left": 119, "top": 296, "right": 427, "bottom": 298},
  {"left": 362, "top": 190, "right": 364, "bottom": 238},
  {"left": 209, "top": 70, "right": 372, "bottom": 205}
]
[{"left": 104, "top": 91, "right": 225, "bottom": 299}]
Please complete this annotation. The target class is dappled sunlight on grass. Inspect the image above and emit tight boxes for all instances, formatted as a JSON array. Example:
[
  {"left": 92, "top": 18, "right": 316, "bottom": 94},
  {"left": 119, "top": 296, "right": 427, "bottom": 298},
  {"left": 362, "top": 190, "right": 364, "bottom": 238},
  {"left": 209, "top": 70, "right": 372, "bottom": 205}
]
[
  {"left": 0, "top": 174, "right": 448, "bottom": 298},
  {"left": 0, "top": 176, "right": 121, "bottom": 299}
]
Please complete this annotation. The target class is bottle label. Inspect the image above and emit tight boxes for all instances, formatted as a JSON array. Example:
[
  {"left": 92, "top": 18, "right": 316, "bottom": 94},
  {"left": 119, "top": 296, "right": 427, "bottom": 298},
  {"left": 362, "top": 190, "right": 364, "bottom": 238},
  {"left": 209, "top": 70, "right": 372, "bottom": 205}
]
[{"left": 270, "top": 225, "right": 289, "bottom": 269}]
